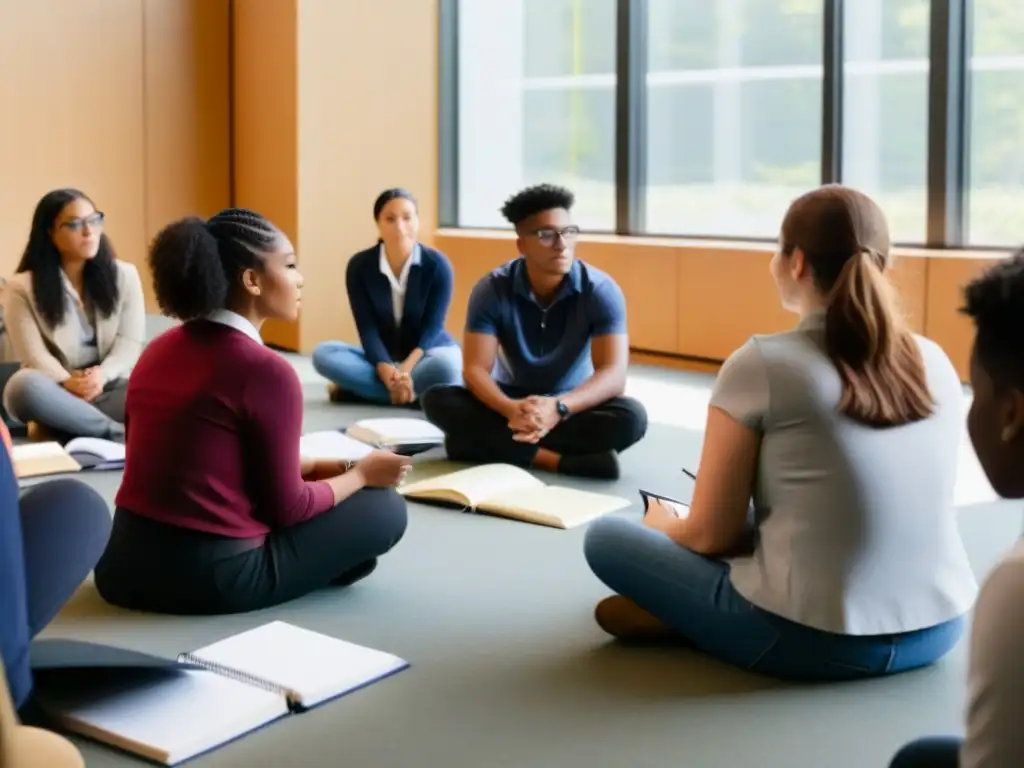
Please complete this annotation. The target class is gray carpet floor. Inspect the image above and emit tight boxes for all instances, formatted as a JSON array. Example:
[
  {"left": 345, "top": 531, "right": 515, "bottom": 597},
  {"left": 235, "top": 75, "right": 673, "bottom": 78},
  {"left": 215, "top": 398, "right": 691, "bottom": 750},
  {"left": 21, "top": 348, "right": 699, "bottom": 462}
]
[{"left": 32, "top": 372, "right": 1024, "bottom": 767}]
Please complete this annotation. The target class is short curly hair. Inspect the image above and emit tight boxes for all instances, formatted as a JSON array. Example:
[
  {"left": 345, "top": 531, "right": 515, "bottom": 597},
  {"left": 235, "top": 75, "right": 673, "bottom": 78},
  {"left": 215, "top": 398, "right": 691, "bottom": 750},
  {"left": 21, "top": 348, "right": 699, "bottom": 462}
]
[
  {"left": 961, "top": 248, "right": 1024, "bottom": 390},
  {"left": 500, "top": 183, "right": 575, "bottom": 227},
  {"left": 147, "top": 208, "right": 280, "bottom": 320}
]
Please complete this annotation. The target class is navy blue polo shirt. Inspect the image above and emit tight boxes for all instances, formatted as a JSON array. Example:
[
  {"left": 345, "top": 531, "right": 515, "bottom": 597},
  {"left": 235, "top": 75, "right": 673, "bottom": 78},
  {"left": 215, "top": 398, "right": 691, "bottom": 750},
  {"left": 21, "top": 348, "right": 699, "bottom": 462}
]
[{"left": 465, "top": 257, "right": 627, "bottom": 395}]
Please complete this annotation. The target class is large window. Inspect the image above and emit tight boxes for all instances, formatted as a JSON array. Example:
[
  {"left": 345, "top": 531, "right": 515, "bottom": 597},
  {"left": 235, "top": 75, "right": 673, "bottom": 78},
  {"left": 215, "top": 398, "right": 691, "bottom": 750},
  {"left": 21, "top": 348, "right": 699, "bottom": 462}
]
[
  {"left": 842, "top": 0, "right": 930, "bottom": 244},
  {"left": 455, "top": 0, "right": 616, "bottom": 230},
  {"left": 444, "top": 0, "right": 1024, "bottom": 248},
  {"left": 645, "top": 0, "right": 823, "bottom": 238},
  {"left": 967, "top": 0, "right": 1024, "bottom": 246}
]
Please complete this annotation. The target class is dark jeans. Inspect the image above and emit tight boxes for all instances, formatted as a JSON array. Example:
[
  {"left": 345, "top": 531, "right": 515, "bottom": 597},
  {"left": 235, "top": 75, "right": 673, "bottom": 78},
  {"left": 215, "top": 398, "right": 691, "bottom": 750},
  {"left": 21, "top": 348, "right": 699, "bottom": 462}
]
[
  {"left": 421, "top": 384, "right": 648, "bottom": 466},
  {"left": 585, "top": 516, "right": 966, "bottom": 681},
  {"left": 0, "top": 474, "right": 111, "bottom": 711},
  {"left": 889, "top": 738, "right": 962, "bottom": 767},
  {"left": 94, "top": 489, "right": 408, "bottom": 615}
]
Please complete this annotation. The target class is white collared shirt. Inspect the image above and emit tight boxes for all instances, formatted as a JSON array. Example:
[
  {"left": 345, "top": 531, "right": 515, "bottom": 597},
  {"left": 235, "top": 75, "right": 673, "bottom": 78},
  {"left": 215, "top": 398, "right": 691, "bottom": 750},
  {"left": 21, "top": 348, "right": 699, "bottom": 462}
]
[
  {"left": 379, "top": 244, "right": 420, "bottom": 326},
  {"left": 206, "top": 309, "right": 264, "bottom": 345}
]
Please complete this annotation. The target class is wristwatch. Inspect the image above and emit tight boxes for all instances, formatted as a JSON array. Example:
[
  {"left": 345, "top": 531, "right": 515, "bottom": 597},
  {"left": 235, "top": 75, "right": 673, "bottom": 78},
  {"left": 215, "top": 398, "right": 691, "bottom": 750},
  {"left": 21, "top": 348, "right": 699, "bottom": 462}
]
[{"left": 556, "top": 400, "right": 570, "bottom": 421}]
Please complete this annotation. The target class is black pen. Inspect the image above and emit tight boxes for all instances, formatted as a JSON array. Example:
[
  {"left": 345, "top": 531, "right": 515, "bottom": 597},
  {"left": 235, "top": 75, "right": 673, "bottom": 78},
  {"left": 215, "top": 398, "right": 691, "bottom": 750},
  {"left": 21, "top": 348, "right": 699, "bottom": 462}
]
[{"left": 681, "top": 468, "right": 697, "bottom": 481}]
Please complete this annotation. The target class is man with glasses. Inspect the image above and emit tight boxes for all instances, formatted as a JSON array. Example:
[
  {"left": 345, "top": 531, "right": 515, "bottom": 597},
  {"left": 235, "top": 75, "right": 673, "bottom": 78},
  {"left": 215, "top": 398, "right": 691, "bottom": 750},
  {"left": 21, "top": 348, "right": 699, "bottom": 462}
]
[{"left": 421, "top": 184, "right": 647, "bottom": 479}]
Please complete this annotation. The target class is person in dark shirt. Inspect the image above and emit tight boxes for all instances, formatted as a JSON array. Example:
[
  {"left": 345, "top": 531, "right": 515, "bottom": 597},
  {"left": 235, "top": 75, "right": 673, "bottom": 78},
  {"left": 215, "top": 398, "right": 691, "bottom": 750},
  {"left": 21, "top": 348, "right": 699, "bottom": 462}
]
[
  {"left": 0, "top": 420, "right": 111, "bottom": 717},
  {"left": 312, "top": 188, "right": 462, "bottom": 405},
  {"left": 93, "top": 208, "right": 412, "bottom": 616},
  {"left": 421, "top": 184, "right": 648, "bottom": 480}
]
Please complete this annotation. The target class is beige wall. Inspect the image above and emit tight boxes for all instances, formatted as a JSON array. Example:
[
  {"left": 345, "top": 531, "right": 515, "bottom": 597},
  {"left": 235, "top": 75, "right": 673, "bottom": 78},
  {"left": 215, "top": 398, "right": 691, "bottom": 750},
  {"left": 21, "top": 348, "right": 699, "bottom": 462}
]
[
  {"left": 0, "top": 1, "right": 231, "bottom": 309},
  {"left": 233, "top": 0, "right": 439, "bottom": 351}
]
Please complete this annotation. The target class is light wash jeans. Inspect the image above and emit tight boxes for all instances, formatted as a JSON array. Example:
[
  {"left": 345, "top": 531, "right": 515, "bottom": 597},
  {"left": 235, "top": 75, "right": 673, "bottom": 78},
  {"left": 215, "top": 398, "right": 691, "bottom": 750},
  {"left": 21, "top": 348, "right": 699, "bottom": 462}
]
[
  {"left": 584, "top": 516, "right": 966, "bottom": 681},
  {"left": 312, "top": 342, "right": 462, "bottom": 404}
]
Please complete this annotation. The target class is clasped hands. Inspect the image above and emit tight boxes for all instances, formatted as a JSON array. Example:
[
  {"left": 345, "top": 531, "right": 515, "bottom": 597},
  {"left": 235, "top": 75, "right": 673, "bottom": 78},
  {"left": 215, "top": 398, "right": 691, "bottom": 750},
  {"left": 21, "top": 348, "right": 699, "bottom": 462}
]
[
  {"left": 508, "top": 396, "right": 561, "bottom": 444},
  {"left": 377, "top": 363, "right": 414, "bottom": 406},
  {"left": 62, "top": 367, "right": 103, "bottom": 402}
]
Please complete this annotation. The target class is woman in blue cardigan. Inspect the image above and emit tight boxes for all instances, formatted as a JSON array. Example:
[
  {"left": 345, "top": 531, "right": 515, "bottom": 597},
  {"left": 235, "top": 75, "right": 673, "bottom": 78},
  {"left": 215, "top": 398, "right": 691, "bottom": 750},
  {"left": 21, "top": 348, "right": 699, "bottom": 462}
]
[{"left": 313, "top": 189, "right": 462, "bottom": 405}]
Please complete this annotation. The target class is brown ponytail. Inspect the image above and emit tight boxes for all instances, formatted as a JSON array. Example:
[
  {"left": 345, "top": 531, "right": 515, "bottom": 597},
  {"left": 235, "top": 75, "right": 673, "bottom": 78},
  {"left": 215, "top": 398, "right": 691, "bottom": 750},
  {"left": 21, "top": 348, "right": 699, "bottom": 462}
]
[
  {"left": 824, "top": 248, "right": 934, "bottom": 427},
  {"left": 781, "top": 185, "right": 935, "bottom": 428}
]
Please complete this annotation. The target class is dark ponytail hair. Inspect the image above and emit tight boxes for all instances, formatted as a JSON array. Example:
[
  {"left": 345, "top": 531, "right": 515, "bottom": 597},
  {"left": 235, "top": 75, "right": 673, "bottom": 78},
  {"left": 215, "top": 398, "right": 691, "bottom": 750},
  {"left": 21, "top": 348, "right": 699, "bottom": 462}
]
[
  {"left": 780, "top": 184, "right": 934, "bottom": 428},
  {"left": 148, "top": 208, "right": 279, "bottom": 320},
  {"left": 372, "top": 188, "right": 417, "bottom": 245},
  {"left": 17, "top": 188, "right": 120, "bottom": 329}
]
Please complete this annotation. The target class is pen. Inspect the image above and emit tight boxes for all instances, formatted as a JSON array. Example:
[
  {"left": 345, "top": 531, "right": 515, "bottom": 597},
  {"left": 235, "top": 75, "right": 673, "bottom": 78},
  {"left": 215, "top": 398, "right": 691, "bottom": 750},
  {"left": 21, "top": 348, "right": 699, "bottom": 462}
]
[{"left": 681, "top": 468, "right": 697, "bottom": 481}]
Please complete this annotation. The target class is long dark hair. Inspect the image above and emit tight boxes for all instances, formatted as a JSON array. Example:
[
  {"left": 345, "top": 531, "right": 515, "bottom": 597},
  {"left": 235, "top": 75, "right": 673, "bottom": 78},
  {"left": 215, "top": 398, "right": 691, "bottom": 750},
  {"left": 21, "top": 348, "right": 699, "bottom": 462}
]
[
  {"left": 16, "top": 189, "right": 120, "bottom": 329},
  {"left": 780, "top": 184, "right": 934, "bottom": 428}
]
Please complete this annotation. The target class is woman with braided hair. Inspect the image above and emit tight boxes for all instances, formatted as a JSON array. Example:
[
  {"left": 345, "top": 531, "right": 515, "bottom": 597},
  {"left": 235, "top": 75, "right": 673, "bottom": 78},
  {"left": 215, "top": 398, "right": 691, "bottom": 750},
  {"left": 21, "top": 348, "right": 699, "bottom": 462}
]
[{"left": 94, "top": 209, "right": 410, "bottom": 615}]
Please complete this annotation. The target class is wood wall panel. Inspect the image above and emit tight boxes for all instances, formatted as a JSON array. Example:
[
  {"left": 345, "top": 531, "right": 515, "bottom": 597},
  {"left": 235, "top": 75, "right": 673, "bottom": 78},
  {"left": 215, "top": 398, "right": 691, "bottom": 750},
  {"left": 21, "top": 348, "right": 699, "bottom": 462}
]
[
  {"left": 436, "top": 230, "right": 1005, "bottom": 382},
  {"left": 0, "top": 1, "right": 146, "bottom": 278},
  {"left": 143, "top": 0, "right": 232, "bottom": 309},
  {"left": 924, "top": 257, "right": 1003, "bottom": 380},
  {"left": 0, "top": 1, "right": 230, "bottom": 310}
]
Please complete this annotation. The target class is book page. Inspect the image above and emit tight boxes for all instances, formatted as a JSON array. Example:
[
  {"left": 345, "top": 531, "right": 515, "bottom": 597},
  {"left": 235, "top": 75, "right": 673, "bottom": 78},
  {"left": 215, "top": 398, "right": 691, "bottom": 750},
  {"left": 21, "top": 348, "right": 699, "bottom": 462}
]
[
  {"left": 64, "top": 437, "right": 126, "bottom": 462},
  {"left": 400, "top": 463, "right": 545, "bottom": 508},
  {"left": 347, "top": 417, "right": 443, "bottom": 446},
  {"left": 190, "top": 621, "right": 409, "bottom": 710},
  {"left": 299, "top": 431, "right": 373, "bottom": 461},
  {"left": 36, "top": 668, "right": 288, "bottom": 766},
  {"left": 480, "top": 485, "right": 631, "bottom": 529},
  {"left": 10, "top": 441, "right": 81, "bottom": 478}
]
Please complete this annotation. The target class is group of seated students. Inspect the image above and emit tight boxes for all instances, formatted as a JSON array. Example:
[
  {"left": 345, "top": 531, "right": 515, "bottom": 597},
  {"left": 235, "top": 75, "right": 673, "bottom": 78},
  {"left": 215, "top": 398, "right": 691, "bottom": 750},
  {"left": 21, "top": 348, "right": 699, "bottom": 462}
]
[{"left": 0, "top": 181, "right": 1021, "bottom": 767}]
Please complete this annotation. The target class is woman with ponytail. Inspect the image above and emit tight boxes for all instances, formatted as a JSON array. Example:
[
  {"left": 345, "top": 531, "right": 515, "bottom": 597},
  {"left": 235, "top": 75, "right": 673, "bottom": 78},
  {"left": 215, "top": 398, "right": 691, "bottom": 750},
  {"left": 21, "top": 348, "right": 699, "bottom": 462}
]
[
  {"left": 583, "top": 185, "right": 976, "bottom": 680},
  {"left": 94, "top": 209, "right": 410, "bottom": 615}
]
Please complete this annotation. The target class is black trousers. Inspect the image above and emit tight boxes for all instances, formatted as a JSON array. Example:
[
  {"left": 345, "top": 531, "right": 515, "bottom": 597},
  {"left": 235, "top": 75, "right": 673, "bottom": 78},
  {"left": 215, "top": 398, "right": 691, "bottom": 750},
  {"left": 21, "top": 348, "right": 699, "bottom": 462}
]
[
  {"left": 421, "top": 385, "right": 648, "bottom": 466},
  {"left": 94, "top": 488, "right": 407, "bottom": 616}
]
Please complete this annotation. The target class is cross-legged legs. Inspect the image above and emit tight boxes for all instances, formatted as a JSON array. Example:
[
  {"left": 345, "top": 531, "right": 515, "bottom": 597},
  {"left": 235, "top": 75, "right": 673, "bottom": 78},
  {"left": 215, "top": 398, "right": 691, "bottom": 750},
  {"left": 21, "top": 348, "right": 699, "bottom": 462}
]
[
  {"left": 583, "top": 516, "right": 965, "bottom": 681},
  {"left": 421, "top": 384, "right": 648, "bottom": 478},
  {"left": 312, "top": 342, "right": 462, "bottom": 404},
  {"left": 95, "top": 488, "right": 408, "bottom": 615},
  {"left": 3, "top": 370, "right": 127, "bottom": 441}
]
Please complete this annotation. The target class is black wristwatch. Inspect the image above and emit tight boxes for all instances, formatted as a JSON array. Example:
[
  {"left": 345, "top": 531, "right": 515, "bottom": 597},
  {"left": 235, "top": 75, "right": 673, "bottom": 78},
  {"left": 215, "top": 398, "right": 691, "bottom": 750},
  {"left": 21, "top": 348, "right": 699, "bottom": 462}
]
[{"left": 556, "top": 400, "right": 570, "bottom": 421}]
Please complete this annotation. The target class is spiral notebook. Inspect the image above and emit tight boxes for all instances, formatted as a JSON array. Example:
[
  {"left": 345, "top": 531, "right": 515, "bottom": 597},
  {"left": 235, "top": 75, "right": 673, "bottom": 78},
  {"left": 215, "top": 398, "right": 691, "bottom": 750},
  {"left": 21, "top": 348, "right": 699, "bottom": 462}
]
[{"left": 30, "top": 621, "right": 409, "bottom": 765}]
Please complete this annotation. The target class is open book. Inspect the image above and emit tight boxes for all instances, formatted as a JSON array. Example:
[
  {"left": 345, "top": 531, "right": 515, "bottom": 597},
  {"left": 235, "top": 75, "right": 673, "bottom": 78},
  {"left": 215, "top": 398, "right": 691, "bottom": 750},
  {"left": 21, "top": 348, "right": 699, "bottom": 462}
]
[
  {"left": 399, "top": 463, "right": 630, "bottom": 529},
  {"left": 10, "top": 437, "right": 126, "bottom": 478},
  {"left": 30, "top": 621, "right": 408, "bottom": 766}
]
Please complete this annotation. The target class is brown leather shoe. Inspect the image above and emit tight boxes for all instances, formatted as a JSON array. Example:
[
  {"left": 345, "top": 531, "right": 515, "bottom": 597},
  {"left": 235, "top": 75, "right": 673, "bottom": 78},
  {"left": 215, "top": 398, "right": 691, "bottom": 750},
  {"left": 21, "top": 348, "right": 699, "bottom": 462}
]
[{"left": 594, "top": 596, "right": 675, "bottom": 641}]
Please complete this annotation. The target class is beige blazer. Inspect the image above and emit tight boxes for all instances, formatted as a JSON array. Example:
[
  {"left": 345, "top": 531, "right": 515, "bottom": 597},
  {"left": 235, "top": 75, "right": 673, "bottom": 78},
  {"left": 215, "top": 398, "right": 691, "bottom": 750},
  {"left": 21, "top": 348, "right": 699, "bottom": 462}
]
[{"left": 2, "top": 261, "right": 145, "bottom": 384}]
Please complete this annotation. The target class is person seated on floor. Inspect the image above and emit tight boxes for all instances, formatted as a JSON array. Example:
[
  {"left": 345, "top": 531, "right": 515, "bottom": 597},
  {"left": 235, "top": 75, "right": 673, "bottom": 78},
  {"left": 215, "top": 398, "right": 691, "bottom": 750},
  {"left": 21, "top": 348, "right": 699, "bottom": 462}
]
[
  {"left": 583, "top": 184, "right": 977, "bottom": 681},
  {"left": 311, "top": 188, "right": 462, "bottom": 406},
  {"left": 888, "top": 252, "right": 1024, "bottom": 768},
  {"left": 0, "top": 419, "right": 112, "bottom": 720},
  {"left": 420, "top": 184, "right": 647, "bottom": 480},
  {"left": 93, "top": 209, "right": 412, "bottom": 616},
  {"left": 2, "top": 189, "right": 145, "bottom": 443}
]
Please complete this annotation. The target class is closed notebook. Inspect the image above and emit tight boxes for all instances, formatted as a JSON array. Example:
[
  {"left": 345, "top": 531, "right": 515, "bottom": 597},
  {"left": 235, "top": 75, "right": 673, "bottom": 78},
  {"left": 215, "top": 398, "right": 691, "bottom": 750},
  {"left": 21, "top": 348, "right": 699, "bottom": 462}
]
[
  {"left": 399, "top": 463, "right": 629, "bottom": 529},
  {"left": 346, "top": 417, "right": 444, "bottom": 454},
  {"left": 64, "top": 436, "right": 126, "bottom": 470},
  {"left": 31, "top": 621, "right": 409, "bottom": 766}
]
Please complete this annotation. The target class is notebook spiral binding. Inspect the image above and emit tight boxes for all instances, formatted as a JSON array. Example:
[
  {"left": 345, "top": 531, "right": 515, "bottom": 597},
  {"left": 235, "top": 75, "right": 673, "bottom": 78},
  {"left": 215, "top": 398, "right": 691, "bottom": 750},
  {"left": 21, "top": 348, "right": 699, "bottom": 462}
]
[{"left": 175, "top": 653, "right": 290, "bottom": 700}]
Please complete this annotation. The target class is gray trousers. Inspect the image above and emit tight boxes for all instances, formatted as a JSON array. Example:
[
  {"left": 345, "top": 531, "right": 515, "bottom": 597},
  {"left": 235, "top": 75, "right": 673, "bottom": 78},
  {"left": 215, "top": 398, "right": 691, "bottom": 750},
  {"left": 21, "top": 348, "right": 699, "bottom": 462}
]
[{"left": 2, "top": 369, "right": 127, "bottom": 440}]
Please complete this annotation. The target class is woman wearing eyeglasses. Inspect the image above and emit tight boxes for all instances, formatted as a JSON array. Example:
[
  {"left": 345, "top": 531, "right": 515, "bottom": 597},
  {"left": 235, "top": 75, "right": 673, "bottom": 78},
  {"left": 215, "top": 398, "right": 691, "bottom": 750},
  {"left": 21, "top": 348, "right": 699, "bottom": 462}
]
[
  {"left": 312, "top": 188, "right": 462, "bottom": 406},
  {"left": 2, "top": 189, "right": 145, "bottom": 442}
]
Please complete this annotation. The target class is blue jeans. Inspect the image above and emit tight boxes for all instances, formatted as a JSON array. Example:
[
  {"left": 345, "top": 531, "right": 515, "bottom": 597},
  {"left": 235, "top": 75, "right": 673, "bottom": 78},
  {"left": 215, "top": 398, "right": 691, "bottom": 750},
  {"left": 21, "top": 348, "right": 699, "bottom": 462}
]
[
  {"left": 312, "top": 342, "right": 462, "bottom": 404},
  {"left": 583, "top": 516, "right": 966, "bottom": 681},
  {"left": 889, "top": 738, "right": 961, "bottom": 767}
]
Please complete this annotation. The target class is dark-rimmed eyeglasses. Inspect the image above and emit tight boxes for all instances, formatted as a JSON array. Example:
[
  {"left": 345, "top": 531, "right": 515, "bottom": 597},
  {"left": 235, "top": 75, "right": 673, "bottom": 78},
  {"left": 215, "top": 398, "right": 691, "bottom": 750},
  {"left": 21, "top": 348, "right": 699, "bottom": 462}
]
[
  {"left": 529, "top": 225, "right": 580, "bottom": 247},
  {"left": 59, "top": 212, "right": 105, "bottom": 233}
]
